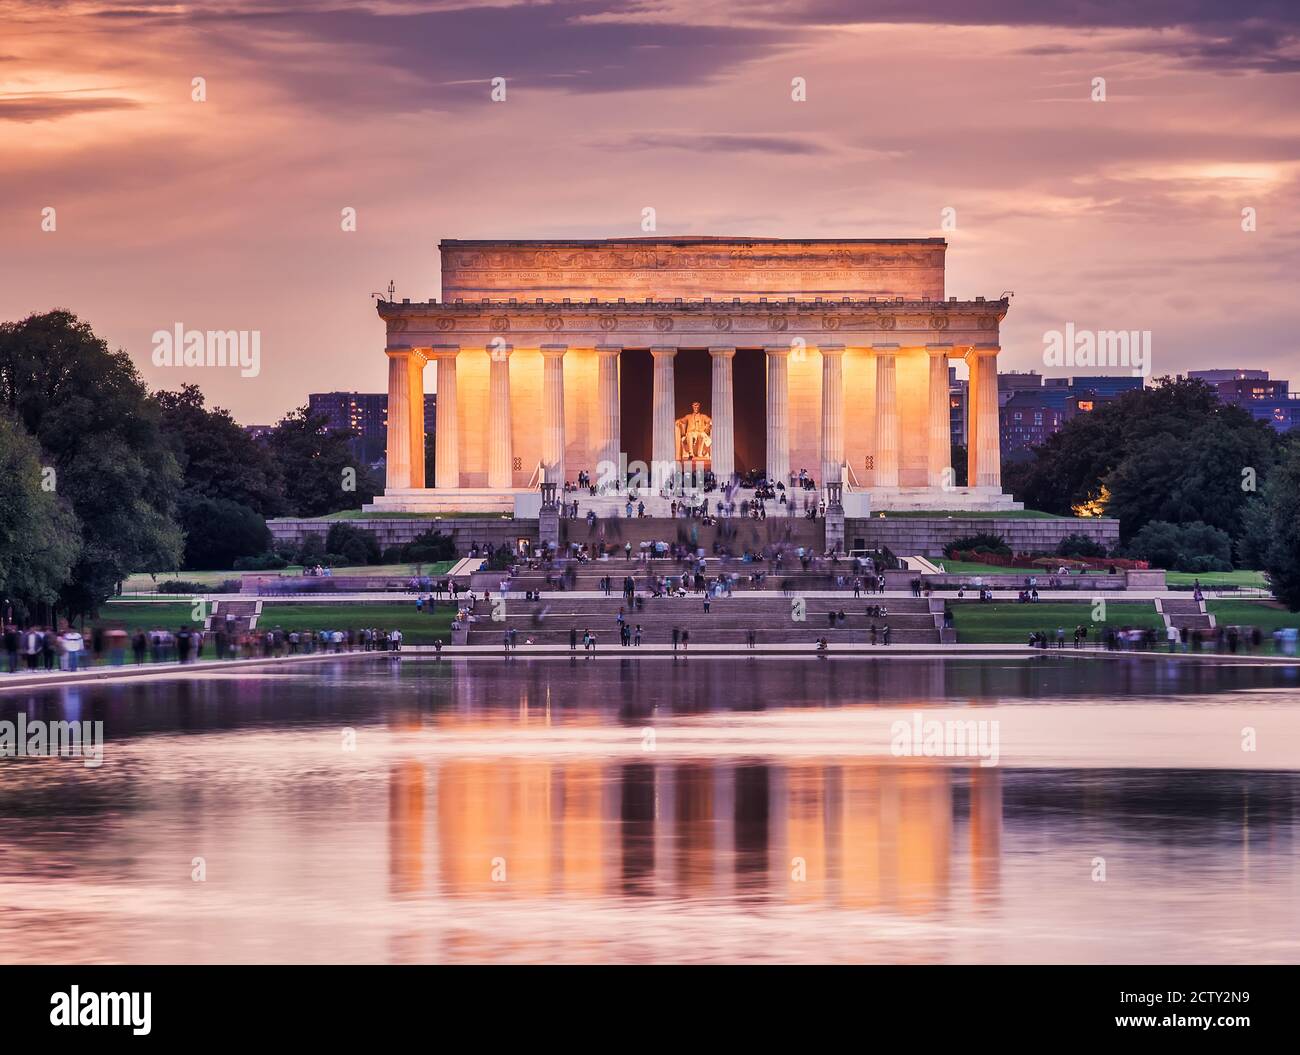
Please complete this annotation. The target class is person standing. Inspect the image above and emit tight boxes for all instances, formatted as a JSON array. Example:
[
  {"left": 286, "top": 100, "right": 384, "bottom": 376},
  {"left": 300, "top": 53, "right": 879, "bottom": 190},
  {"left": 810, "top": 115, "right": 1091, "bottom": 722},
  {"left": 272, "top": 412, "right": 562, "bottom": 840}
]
[
  {"left": 61, "top": 627, "right": 84, "bottom": 671},
  {"left": 3, "top": 624, "right": 18, "bottom": 674},
  {"left": 634, "top": 624, "right": 642, "bottom": 647},
  {"left": 570, "top": 627, "right": 578, "bottom": 652},
  {"left": 672, "top": 626, "right": 680, "bottom": 653},
  {"left": 22, "top": 627, "right": 42, "bottom": 670}
]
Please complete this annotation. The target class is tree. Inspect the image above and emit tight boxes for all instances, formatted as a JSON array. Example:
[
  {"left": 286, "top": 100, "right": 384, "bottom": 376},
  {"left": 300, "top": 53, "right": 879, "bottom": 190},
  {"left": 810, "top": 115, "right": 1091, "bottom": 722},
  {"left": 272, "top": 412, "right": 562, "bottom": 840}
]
[
  {"left": 1259, "top": 443, "right": 1300, "bottom": 610},
  {"left": 266, "top": 407, "right": 380, "bottom": 517},
  {"left": 177, "top": 495, "right": 271, "bottom": 570},
  {"left": 0, "top": 310, "right": 183, "bottom": 613},
  {"left": 1126, "top": 520, "right": 1234, "bottom": 573},
  {"left": 0, "top": 412, "right": 81, "bottom": 619},
  {"left": 156, "top": 385, "right": 283, "bottom": 516},
  {"left": 1007, "top": 377, "right": 1279, "bottom": 541}
]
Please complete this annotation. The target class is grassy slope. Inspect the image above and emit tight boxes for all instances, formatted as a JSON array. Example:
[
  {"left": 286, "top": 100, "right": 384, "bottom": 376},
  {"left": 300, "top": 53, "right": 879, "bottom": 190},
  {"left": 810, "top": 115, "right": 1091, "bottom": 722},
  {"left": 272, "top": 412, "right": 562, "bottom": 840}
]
[
  {"left": 122, "top": 560, "right": 457, "bottom": 592},
  {"left": 100, "top": 600, "right": 455, "bottom": 643},
  {"left": 1207, "top": 600, "right": 1300, "bottom": 634},
  {"left": 950, "top": 601, "right": 1162, "bottom": 643},
  {"left": 940, "top": 560, "right": 1114, "bottom": 576},
  {"left": 1165, "top": 570, "right": 1269, "bottom": 589},
  {"left": 256, "top": 603, "right": 454, "bottom": 643}
]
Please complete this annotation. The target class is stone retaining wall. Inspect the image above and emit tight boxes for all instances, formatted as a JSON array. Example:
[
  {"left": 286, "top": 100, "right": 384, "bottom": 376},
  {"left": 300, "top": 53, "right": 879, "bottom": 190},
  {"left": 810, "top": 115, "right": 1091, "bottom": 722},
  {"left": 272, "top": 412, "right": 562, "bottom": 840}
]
[
  {"left": 268, "top": 517, "right": 538, "bottom": 553},
  {"left": 843, "top": 516, "right": 1120, "bottom": 557}
]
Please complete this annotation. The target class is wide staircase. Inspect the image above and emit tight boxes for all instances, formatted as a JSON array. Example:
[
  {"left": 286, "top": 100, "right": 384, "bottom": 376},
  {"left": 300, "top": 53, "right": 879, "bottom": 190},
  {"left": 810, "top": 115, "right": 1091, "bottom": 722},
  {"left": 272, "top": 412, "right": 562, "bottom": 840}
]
[
  {"left": 1160, "top": 598, "right": 1214, "bottom": 633},
  {"left": 565, "top": 488, "right": 822, "bottom": 519},
  {"left": 206, "top": 599, "right": 261, "bottom": 633},
  {"left": 558, "top": 515, "right": 825, "bottom": 557},
  {"left": 488, "top": 553, "right": 893, "bottom": 596},
  {"left": 465, "top": 593, "right": 941, "bottom": 647}
]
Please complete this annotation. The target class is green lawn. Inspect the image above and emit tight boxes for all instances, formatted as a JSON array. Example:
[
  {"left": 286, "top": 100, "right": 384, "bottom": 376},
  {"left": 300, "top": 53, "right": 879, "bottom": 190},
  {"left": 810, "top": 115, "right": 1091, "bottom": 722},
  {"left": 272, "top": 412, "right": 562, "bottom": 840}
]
[
  {"left": 256, "top": 603, "right": 454, "bottom": 643},
  {"left": 122, "top": 560, "right": 458, "bottom": 593},
  {"left": 99, "top": 601, "right": 455, "bottom": 643},
  {"left": 940, "top": 560, "right": 1114, "bottom": 576},
  {"left": 950, "top": 601, "right": 1162, "bottom": 643},
  {"left": 96, "top": 603, "right": 198, "bottom": 630},
  {"left": 1166, "top": 570, "right": 1269, "bottom": 590},
  {"left": 1207, "top": 600, "right": 1300, "bottom": 635}
]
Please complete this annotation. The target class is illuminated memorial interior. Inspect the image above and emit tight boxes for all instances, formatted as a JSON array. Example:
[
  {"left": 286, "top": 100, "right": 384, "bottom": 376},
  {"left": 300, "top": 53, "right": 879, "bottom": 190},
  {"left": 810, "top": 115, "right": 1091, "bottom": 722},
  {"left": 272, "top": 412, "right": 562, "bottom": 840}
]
[{"left": 367, "top": 237, "right": 1021, "bottom": 514}]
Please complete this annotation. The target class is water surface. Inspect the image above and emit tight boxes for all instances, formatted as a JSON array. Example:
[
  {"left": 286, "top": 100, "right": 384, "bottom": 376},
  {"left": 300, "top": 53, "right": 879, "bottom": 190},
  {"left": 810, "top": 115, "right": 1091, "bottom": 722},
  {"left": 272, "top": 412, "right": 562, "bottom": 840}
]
[{"left": 1, "top": 655, "right": 1297, "bottom": 964}]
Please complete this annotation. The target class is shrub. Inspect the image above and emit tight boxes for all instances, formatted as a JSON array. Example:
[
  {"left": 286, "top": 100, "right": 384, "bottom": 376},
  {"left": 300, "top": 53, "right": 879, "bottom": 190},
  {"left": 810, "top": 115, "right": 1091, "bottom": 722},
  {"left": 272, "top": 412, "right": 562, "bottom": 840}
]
[
  {"left": 158, "top": 580, "right": 209, "bottom": 594},
  {"left": 325, "top": 523, "right": 381, "bottom": 565},
  {"left": 294, "top": 533, "right": 326, "bottom": 564},
  {"left": 944, "top": 533, "right": 1010, "bottom": 559},
  {"left": 485, "top": 547, "right": 515, "bottom": 571},
  {"left": 404, "top": 529, "right": 456, "bottom": 563},
  {"left": 233, "top": 552, "right": 289, "bottom": 571},
  {"left": 1056, "top": 533, "right": 1108, "bottom": 558},
  {"left": 1126, "top": 520, "right": 1233, "bottom": 572}
]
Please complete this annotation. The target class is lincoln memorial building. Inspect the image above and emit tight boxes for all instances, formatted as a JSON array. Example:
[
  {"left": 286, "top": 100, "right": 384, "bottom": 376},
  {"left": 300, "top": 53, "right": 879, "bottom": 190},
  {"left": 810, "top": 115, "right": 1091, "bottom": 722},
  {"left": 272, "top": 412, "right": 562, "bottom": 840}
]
[{"left": 366, "top": 237, "right": 1021, "bottom": 515}]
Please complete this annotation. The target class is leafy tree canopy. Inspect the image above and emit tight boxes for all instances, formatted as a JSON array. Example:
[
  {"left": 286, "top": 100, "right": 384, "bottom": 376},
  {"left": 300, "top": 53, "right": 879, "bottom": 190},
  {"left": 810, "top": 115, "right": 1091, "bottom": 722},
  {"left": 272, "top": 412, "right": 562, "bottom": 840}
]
[
  {"left": 1005, "top": 377, "right": 1280, "bottom": 542},
  {"left": 267, "top": 406, "right": 380, "bottom": 517},
  {"left": 0, "top": 310, "right": 182, "bottom": 612}
]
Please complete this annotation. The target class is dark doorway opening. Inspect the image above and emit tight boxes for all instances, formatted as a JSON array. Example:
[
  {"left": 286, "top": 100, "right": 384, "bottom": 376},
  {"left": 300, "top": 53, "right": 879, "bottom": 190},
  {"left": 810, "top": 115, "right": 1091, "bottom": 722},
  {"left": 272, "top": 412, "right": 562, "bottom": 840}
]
[
  {"left": 620, "top": 349, "right": 653, "bottom": 467},
  {"left": 618, "top": 348, "right": 767, "bottom": 475}
]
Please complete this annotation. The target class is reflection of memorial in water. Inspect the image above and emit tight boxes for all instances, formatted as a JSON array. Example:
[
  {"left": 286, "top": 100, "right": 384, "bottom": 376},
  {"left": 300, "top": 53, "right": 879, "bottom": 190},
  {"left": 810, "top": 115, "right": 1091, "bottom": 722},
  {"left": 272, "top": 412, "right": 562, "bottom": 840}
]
[{"left": 391, "top": 754, "right": 1002, "bottom": 913}]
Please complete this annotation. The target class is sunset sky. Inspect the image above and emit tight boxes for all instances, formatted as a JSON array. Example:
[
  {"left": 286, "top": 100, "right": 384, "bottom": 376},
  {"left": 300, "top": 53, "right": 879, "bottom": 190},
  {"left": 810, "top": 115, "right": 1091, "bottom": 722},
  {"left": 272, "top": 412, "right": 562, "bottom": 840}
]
[{"left": 2, "top": 0, "right": 1298, "bottom": 423}]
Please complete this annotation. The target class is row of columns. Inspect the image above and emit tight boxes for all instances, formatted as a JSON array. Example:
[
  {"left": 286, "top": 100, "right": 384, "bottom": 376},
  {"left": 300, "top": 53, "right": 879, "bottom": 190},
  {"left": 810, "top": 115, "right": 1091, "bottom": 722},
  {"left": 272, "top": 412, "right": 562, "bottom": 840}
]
[{"left": 384, "top": 343, "right": 1001, "bottom": 492}]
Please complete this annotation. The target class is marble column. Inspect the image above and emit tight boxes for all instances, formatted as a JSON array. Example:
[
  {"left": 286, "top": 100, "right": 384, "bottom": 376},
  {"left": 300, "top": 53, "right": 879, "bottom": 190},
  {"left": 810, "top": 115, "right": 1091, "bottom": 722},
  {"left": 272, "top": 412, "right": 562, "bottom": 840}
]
[
  {"left": 594, "top": 346, "right": 621, "bottom": 484},
  {"left": 431, "top": 345, "right": 459, "bottom": 490},
  {"left": 487, "top": 341, "right": 513, "bottom": 490},
  {"left": 874, "top": 346, "right": 900, "bottom": 489},
  {"left": 970, "top": 346, "right": 1002, "bottom": 489},
  {"left": 709, "top": 346, "right": 736, "bottom": 481},
  {"left": 819, "top": 344, "right": 845, "bottom": 490},
  {"left": 407, "top": 348, "right": 429, "bottom": 489},
  {"left": 765, "top": 345, "right": 790, "bottom": 487},
  {"left": 651, "top": 346, "right": 677, "bottom": 476},
  {"left": 926, "top": 345, "right": 952, "bottom": 489},
  {"left": 541, "top": 344, "right": 567, "bottom": 486},
  {"left": 384, "top": 344, "right": 414, "bottom": 490}
]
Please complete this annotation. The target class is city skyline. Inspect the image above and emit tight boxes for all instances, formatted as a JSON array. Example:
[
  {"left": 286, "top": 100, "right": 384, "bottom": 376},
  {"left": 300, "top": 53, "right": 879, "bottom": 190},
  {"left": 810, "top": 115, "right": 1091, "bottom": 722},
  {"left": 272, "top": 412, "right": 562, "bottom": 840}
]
[{"left": 3, "top": 1, "right": 1298, "bottom": 423}]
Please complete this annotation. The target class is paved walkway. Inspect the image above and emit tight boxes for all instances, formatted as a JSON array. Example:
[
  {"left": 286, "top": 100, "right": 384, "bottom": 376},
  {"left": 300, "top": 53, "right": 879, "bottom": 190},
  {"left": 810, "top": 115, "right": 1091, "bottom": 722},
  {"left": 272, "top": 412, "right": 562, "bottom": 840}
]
[
  {"left": 3, "top": 642, "right": 1295, "bottom": 692},
  {"left": 0, "top": 650, "right": 379, "bottom": 692},
  {"left": 111, "top": 589, "right": 1255, "bottom": 603}
]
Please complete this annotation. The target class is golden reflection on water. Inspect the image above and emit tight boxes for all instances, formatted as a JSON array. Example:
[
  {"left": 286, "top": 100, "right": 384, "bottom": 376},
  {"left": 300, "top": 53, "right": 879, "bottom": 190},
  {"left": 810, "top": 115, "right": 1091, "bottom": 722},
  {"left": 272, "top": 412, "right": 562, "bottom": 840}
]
[{"left": 388, "top": 756, "right": 998, "bottom": 913}]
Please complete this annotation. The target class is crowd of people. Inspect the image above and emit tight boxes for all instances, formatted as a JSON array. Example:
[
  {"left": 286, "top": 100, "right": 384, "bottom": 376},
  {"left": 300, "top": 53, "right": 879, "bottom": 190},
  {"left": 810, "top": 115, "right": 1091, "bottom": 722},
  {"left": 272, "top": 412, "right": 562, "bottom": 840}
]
[{"left": 1, "top": 621, "right": 410, "bottom": 674}]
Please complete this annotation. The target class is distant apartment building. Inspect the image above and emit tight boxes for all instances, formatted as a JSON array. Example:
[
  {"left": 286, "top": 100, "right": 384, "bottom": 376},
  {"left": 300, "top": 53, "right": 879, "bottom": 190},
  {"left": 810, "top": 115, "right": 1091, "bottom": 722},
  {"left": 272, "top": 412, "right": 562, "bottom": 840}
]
[
  {"left": 1191, "top": 369, "right": 1300, "bottom": 432},
  {"left": 307, "top": 391, "right": 436, "bottom": 464},
  {"left": 998, "top": 373, "right": 1143, "bottom": 457}
]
